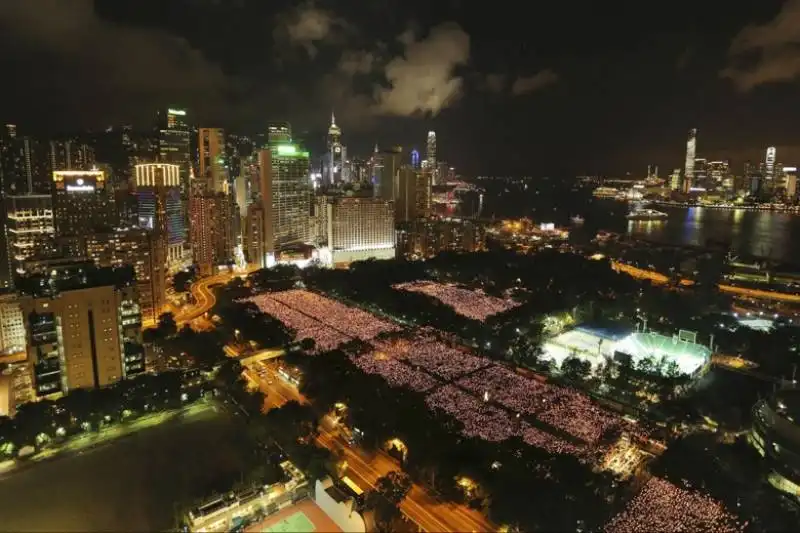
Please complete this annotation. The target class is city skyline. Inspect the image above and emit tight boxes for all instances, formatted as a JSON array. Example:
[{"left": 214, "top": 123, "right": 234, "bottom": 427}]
[{"left": 1, "top": 1, "right": 799, "bottom": 176}]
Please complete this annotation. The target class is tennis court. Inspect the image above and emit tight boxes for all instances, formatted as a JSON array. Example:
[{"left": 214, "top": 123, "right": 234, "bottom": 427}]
[{"left": 263, "top": 511, "right": 315, "bottom": 532}]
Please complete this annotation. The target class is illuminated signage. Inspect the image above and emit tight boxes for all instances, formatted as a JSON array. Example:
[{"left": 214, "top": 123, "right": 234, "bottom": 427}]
[
  {"left": 168, "top": 108, "right": 186, "bottom": 116},
  {"left": 66, "top": 185, "right": 95, "bottom": 192},
  {"left": 784, "top": 167, "right": 797, "bottom": 172},
  {"left": 276, "top": 144, "right": 297, "bottom": 155}
]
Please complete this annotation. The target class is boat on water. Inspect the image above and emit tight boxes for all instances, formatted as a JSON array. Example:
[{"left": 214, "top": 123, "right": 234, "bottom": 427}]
[
  {"left": 570, "top": 215, "right": 585, "bottom": 225},
  {"left": 626, "top": 208, "right": 668, "bottom": 221}
]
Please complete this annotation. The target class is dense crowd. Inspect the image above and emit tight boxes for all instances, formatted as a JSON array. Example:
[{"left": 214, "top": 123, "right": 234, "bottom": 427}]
[
  {"left": 350, "top": 352, "right": 440, "bottom": 393},
  {"left": 604, "top": 477, "right": 744, "bottom": 533},
  {"left": 426, "top": 385, "right": 520, "bottom": 442},
  {"left": 245, "top": 290, "right": 640, "bottom": 458},
  {"left": 270, "top": 290, "right": 401, "bottom": 340},
  {"left": 457, "top": 365, "right": 623, "bottom": 445},
  {"left": 393, "top": 281, "right": 520, "bottom": 321},
  {"left": 376, "top": 337, "right": 490, "bottom": 380},
  {"left": 245, "top": 294, "right": 349, "bottom": 352}
]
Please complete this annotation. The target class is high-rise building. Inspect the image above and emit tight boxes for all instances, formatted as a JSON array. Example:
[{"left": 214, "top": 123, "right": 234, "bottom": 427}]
[
  {"left": 325, "top": 113, "right": 347, "bottom": 184},
  {"left": 684, "top": 128, "right": 697, "bottom": 191},
  {"left": 244, "top": 203, "right": 266, "bottom": 267},
  {"left": 784, "top": 167, "right": 798, "bottom": 199},
  {"left": 415, "top": 170, "right": 432, "bottom": 218},
  {"left": 86, "top": 227, "right": 166, "bottom": 327},
  {"left": 18, "top": 268, "right": 144, "bottom": 398},
  {"left": 707, "top": 161, "right": 730, "bottom": 184},
  {"left": 47, "top": 139, "right": 95, "bottom": 174},
  {"left": 377, "top": 147, "right": 403, "bottom": 201},
  {"left": 267, "top": 122, "right": 292, "bottom": 145},
  {"left": 0, "top": 135, "right": 48, "bottom": 195},
  {"left": 52, "top": 170, "right": 114, "bottom": 255},
  {"left": 395, "top": 166, "right": 419, "bottom": 223},
  {"left": 5, "top": 194, "right": 56, "bottom": 279},
  {"left": 189, "top": 192, "right": 234, "bottom": 276},
  {"left": 198, "top": 128, "right": 227, "bottom": 193},
  {"left": 765, "top": 147, "right": 777, "bottom": 182},
  {"left": 134, "top": 163, "right": 185, "bottom": 268},
  {"left": 397, "top": 218, "right": 486, "bottom": 259},
  {"left": 426, "top": 131, "right": 437, "bottom": 184},
  {"left": 411, "top": 149, "right": 420, "bottom": 169},
  {"left": 0, "top": 294, "right": 26, "bottom": 356},
  {"left": 669, "top": 168, "right": 682, "bottom": 191},
  {"left": 157, "top": 108, "right": 192, "bottom": 220},
  {"left": 324, "top": 197, "right": 395, "bottom": 265},
  {"left": 257, "top": 144, "right": 311, "bottom": 257}
]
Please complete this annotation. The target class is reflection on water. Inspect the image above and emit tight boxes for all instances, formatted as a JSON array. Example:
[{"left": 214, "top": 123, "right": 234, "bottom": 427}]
[{"left": 626, "top": 207, "right": 800, "bottom": 263}]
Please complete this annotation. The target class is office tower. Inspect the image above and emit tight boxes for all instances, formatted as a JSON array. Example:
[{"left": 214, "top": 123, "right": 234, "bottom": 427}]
[
  {"left": 325, "top": 197, "right": 395, "bottom": 265},
  {"left": 86, "top": 227, "right": 166, "bottom": 326},
  {"left": 411, "top": 149, "right": 420, "bottom": 169},
  {"left": 415, "top": 169, "right": 432, "bottom": 218},
  {"left": 235, "top": 174, "right": 249, "bottom": 218},
  {"left": 134, "top": 163, "right": 185, "bottom": 268},
  {"left": 707, "top": 161, "right": 729, "bottom": 184},
  {"left": 189, "top": 192, "right": 234, "bottom": 276},
  {"left": 784, "top": 167, "right": 798, "bottom": 199},
  {"left": 5, "top": 194, "right": 56, "bottom": 278},
  {"left": 765, "top": 147, "right": 777, "bottom": 182},
  {"left": 18, "top": 268, "right": 144, "bottom": 398},
  {"left": 48, "top": 139, "right": 95, "bottom": 173},
  {"left": 684, "top": 128, "right": 697, "bottom": 191},
  {"left": 669, "top": 168, "right": 682, "bottom": 191},
  {"left": 426, "top": 131, "right": 437, "bottom": 184},
  {"left": 52, "top": 170, "right": 114, "bottom": 255},
  {"left": 436, "top": 162, "right": 449, "bottom": 186},
  {"left": 198, "top": 128, "right": 226, "bottom": 193},
  {"left": 377, "top": 146, "right": 403, "bottom": 201},
  {"left": 693, "top": 158, "right": 708, "bottom": 188},
  {"left": 156, "top": 108, "right": 192, "bottom": 216},
  {"left": 244, "top": 203, "right": 266, "bottom": 267},
  {"left": 395, "top": 166, "right": 419, "bottom": 223},
  {"left": 257, "top": 144, "right": 311, "bottom": 257},
  {"left": 267, "top": 122, "right": 292, "bottom": 145},
  {"left": 0, "top": 294, "right": 26, "bottom": 355},
  {"left": 325, "top": 113, "right": 347, "bottom": 184},
  {"left": 0, "top": 135, "right": 47, "bottom": 195}
]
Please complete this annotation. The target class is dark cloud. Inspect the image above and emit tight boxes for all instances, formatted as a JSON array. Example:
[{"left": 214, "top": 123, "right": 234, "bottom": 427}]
[
  {"left": 721, "top": 0, "right": 800, "bottom": 91},
  {"left": 371, "top": 22, "right": 470, "bottom": 116},
  {"left": 0, "top": 0, "right": 233, "bottom": 127},
  {"left": 273, "top": 1, "right": 350, "bottom": 58},
  {"left": 510, "top": 69, "right": 559, "bottom": 95}
]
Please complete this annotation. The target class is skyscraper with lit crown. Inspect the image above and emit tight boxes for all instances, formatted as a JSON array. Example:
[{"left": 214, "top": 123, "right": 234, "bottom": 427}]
[
  {"left": 325, "top": 112, "right": 348, "bottom": 184},
  {"left": 683, "top": 128, "right": 697, "bottom": 192}
]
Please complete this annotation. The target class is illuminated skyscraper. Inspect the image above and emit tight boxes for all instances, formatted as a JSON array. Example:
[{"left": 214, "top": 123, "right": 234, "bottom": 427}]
[
  {"left": 765, "top": 146, "right": 777, "bottom": 182},
  {"left": 411, "top": 149, "right": 420, "bottom": 169},
  {"left": 52, "top": 170, "right": 114, "bottom": 254},
  {"left": 325, "top": 113, "right": 347, "bottom": 184},
  {"left": 267, "top": 122, "right": 292, "bottom": 144},
  {"left": 5, "top": 195, "right": 55, "bottom": 278},
  {"left": 426, "top": 131, "right": 437, "bottom": 183},
  {"left": 189, "top": 192, "right": 233, "bottom": 276},
  {"left": 198, "top": 128, "right": 227, "bottom": 192},
  {"left": 684, "top": 128, "right": 697, "bottom": 191},
  {"left": 324, "top": 197, "right": 395, "bottom": 265},
  {"left": 257, "top": 144, "right": 311, "bottom": 258},
  {"left": 157, "top": 108, "right": 191, "bottom": 222},
  {"left": 134, "top": 163, "right": 184, "bottom": 268}
]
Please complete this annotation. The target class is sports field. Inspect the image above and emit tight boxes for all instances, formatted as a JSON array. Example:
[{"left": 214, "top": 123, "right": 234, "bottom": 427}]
[{"left": 248, "top": 499, "right": 341, "bottom": 533}]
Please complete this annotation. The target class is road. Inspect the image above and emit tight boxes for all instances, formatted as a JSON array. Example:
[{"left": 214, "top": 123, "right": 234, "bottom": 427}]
[
  {"left": 612, "top": 261, "right": 800, "bottom": 303},
  {"left": 243, "top": 362, "right": 495, "bottom": 533}
]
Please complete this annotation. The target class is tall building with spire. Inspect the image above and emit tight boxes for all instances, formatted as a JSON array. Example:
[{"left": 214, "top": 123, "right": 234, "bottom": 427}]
[
  {"left": 683, "top": 128, "right": 697, "bottom": 192},
  {"left": 426, "top": 131, "right": 437, "bottom": 184},
  {"left": 325, "top": 112, "right": 347, "bottom": 185}
]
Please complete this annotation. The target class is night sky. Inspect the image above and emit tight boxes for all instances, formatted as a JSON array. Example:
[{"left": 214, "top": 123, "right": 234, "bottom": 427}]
[{"left": 0, "top": 0, "right": 797, "bottom": 177}]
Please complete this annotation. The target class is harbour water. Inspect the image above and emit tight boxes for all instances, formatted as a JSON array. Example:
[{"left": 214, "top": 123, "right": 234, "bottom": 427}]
[{"left": 623, "top": 206, "right": 800, "bottom": 264}]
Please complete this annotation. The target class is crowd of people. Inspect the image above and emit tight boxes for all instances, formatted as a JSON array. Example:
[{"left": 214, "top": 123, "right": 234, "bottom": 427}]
[
  {"left": 457, "top": 365, "right": 623, "bottom": 445},
  {"left": 376, "top": 336, "right": 491, "bottom": 380},
  {"left": 426, "top": 385, "right": 520, "bottom": 442},
  {"left": 393, "top": 281, "right": 520, "bottom": 322},
  {"left": 350, "top": 351, "right": 440, "bottom": 393},
  {"left": 245, "top": 294, "right": 349, "bottom": 352},
  {"left": 269, "top": 290, "right": 401, "bottom": 340},
  {"left": 604, "top": 477, "right": 744, "bottom": 533}
]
